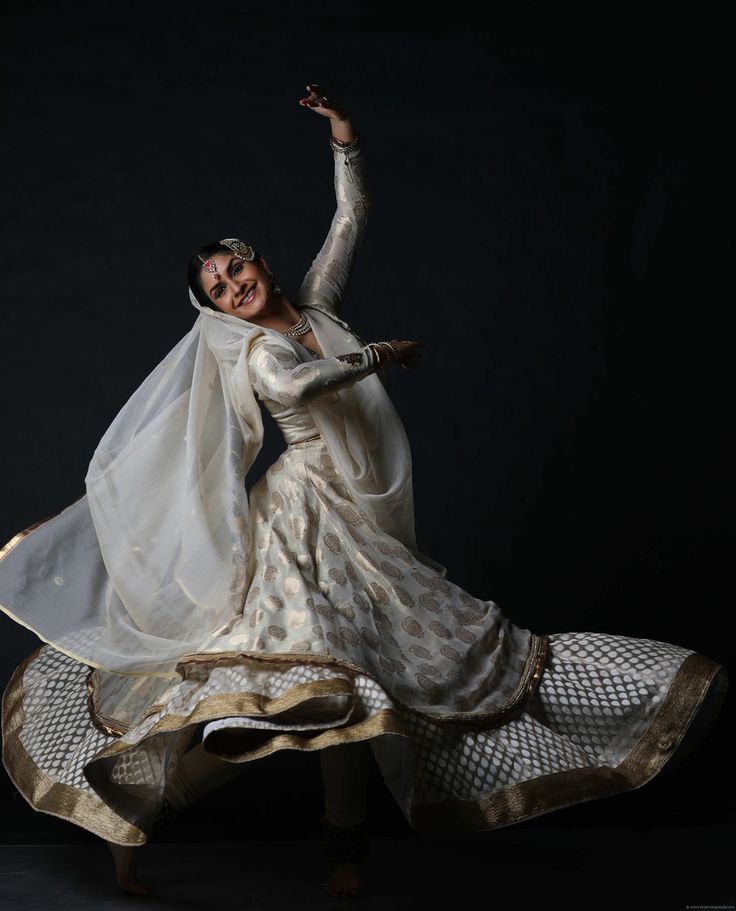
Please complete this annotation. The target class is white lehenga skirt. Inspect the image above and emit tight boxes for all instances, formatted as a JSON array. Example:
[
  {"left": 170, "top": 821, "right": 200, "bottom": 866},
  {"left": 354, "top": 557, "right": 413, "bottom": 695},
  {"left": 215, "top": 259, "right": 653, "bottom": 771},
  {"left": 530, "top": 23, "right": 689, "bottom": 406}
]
[{"left": 1, "top": 439, "right": 728, "bottom": 845}]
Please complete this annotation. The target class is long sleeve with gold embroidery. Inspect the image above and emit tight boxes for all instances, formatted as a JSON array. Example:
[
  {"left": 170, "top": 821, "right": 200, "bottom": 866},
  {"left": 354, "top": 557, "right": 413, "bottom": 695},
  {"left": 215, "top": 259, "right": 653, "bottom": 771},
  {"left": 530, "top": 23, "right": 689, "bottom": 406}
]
[
  {"left": 247, "top": 337, "right": 378, "bottom": 406},
  {"left": 295, "top": 138, "right": 369, "bottom": 316}
]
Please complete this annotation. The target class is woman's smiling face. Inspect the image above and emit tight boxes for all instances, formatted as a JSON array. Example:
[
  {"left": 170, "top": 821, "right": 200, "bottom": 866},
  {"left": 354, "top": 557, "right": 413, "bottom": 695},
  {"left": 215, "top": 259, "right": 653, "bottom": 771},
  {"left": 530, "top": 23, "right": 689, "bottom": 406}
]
[{"left": 198, "top": 252, "right": 276, "bottom": 320}]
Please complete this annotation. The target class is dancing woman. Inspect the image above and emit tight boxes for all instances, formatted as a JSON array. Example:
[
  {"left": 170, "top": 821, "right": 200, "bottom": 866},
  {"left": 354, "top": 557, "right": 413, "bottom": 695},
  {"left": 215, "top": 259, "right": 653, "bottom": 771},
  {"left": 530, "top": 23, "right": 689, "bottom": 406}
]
[{"left": 0, "top": 83, "right": 728, "bottom": 900}]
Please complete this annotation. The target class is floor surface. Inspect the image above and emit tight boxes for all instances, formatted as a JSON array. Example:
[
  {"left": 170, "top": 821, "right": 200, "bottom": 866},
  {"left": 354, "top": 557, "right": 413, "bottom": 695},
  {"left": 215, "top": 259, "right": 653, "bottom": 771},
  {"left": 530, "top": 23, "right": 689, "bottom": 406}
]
[{"left": 0, "top": 827, "right": 732, "bottom": 911}]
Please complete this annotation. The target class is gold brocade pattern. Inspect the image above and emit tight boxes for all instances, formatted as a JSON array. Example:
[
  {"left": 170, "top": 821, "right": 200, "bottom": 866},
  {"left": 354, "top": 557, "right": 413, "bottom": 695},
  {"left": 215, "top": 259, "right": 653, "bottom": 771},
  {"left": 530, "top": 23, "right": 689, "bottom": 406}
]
[
  {"left": 2, "top": 637, "right": 725, "bottom": 845},
  {"left": 1, "top": 137, "right": 728, "bottom": 849}
]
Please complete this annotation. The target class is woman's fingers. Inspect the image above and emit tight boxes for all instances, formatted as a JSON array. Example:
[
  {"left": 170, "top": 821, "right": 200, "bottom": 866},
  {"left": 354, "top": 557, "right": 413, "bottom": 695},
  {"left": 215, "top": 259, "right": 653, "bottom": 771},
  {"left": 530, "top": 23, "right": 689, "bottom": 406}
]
[
  {"left": 391, "top": 340, "right": 424, "bottom": 369},
  {"left": 298, "top": 83, "right": 343, "bottom": 114}
]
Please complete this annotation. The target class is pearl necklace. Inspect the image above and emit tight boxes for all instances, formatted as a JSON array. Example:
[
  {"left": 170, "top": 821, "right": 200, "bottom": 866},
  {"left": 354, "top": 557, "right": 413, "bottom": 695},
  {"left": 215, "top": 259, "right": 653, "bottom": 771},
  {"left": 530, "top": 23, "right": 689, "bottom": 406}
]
[
  {"left": 281, "top": 312, "right": 322, "bottom": 359},
  {"left": 281, "top": 313, "right": 313, "bottom": 338}
]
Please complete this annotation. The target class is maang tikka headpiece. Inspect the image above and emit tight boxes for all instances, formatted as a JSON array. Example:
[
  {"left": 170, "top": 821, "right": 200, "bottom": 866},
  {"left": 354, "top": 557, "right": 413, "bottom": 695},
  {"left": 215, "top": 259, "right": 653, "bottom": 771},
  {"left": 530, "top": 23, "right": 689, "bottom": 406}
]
[{"left": 197, "top": 238, "right": 257, "bottom": 274}]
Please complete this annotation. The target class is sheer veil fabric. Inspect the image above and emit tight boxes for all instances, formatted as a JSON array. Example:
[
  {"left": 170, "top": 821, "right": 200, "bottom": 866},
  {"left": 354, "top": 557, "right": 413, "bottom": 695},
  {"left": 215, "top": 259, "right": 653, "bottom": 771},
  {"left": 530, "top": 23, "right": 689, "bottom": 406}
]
[{"left": 0, "top": 289, "right": 448, "bottom": 681}]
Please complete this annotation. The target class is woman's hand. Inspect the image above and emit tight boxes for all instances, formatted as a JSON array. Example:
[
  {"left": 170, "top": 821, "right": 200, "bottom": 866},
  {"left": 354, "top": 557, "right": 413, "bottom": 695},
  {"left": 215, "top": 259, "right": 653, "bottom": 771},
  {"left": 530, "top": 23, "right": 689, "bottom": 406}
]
[
  {"left": 372, "top": 340, "right": 425, "bottom": 370},
  {"left": 298, "top": 83, "right": 351, "bottom": 123}
]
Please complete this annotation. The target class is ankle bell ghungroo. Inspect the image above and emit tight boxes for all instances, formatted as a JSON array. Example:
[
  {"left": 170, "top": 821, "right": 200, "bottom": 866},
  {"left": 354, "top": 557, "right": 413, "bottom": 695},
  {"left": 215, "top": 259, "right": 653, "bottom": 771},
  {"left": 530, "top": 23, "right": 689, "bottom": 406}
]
[
  {"left": 321, "top": 813, "right": 370, "bottom": 864},
  {"left": 151, "top": 797, "right": 177, "bottom": 833}
]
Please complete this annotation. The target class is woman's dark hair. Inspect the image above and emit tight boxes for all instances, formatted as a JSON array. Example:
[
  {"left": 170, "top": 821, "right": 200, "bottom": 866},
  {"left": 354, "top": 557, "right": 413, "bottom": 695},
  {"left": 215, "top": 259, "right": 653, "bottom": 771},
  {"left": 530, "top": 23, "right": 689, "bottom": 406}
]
[{"left": 187, "top": 241, "right": 263, "bottom": 308}]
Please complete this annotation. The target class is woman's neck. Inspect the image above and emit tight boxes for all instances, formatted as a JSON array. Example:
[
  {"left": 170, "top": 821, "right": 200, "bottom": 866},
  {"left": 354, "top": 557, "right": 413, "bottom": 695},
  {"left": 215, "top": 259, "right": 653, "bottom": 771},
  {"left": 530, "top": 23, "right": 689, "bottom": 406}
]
[{"left": 254, "top": 294, "right": 302, "bottom": 332}]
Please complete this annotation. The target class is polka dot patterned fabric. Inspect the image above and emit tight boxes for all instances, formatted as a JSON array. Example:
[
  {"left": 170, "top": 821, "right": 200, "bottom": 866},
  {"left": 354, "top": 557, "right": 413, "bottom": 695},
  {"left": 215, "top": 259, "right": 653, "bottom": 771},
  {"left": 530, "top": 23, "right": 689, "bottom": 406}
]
[
  {"left": 3, "top": 624, "right": 698, "bottom": 840},
  {"left": 1, "top": 436, "right": 714, "bottom": 841}
]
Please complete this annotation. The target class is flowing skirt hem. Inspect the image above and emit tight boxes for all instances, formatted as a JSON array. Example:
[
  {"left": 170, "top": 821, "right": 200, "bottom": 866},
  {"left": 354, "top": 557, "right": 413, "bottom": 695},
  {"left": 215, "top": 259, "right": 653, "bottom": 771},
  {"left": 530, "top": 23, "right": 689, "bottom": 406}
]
[{"left": 2, "top": 640, "right": 726, "bottom": 844}]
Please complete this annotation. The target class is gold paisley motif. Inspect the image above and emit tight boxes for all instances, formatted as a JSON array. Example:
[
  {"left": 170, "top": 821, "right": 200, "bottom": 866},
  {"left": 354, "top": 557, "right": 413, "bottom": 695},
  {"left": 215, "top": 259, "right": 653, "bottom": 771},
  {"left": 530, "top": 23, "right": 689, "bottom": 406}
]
[
  {"left": 339, "top": 626, "right": 360, "bottom": 647},
  {"left": 334, "top": 601, "right": 356, "bottom": 621},
  {"left": 368, "top": 582, "right": 389, "bottom": 605},
  {"left": 283, "top": 576, "right": 301, "bottom": 597},
  {"left": 409, "top": 644, "right": 432, "bottom": 659},
  {"left": 335, "top": 503, "right": 365, "bottom": 526},
  {"left": 319, "top": 451, "right": 337, "bottom": 474},
  {"left": 283, "top": 478, "right": 301, "bottom": 502},
  {"left": 380, "top": 560, "right": 403, "bottom": 579},
  {"left": 448, "top": 603, "right": 478, "bottom": 626},
  {"left": 305, "top": 503, "right": 321, "bottom": 525},
  {"left": 328, "top": 567, "right": 347, "bottom": 586},
  {"left": 428, "top": 620, "right": 451, "bottom": 639},
  {"left": 417, "top": 593, "right": 441, "bottom": 613},
  {"left": 323, "top": 532, "right": 342, "bottom": 555},
  {"left": 305, "top": 578, "right": 322, "bottom": 595},
  {"left": 261, "top": 565, "right": 278, "bottom": 582},
  {"left": 287, "top": 609, "right": 307, "bottom": 630},
  {"left": 309, "top": 472, "right": 328, "bottom": 492},
  {"left": 278, "top": 546, "right": 298, "bottom": 566},
  {"left": 353, "top": 592, "right": 370, "bottom": 613},
  {"left": 315, "top": 602, "right": 336, "bottom": 622},
  {"left": 267, "top": 625, "right": 287, "bottom": 641},
  {"left": 401, "top": 617, "right": 424, "bottom": 638},
  {"left": 393, "top": 585, "right": 415, "bottom": 607},
  {"left": 415, "top": 673, "right": 442, "bottom": 697},
  {"left": 296, "top": 554, "right": 314, "bottom": 572},
  {"left": 374, "top": 609, "right": 395, "bottom": 631},
  {"left": 411, "top": 569, "right": 437, "bottom": 589},
  {"left": 456, "top": 627, "right": 478, "bottom": 645},
  {"left": 264, "top": 595, "right": 285, "bottom": 613},
  {"left": 248, "top": 608, "right": 265, "bottom": 628},
  {"left": 440, "top": 644, "right": 462, "bottom": 662},
  {"left": 360, "top": 628, "right": 380, "bottom": 650},
  {"left": 375, "top": 540, "right": 406, "bottom": 557},
  {"left": 326, "top": 631, "right": 341, "bottom": 648},
  {"left": 292, "top": 363, "right": 321, "bottom": 385}
]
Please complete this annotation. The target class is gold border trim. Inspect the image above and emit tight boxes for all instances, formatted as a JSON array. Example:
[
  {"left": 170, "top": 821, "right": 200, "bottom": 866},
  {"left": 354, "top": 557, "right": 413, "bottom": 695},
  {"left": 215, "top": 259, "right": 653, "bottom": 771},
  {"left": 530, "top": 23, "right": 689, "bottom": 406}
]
[
  {"left": 409, "top": 651, "right": 725, "bottom": 833},
  {"left": 1, "top": 496, "right": 181, "bottom": 681},
  {"left": 84, "top": 669, "right": 130, "bottom": 738},
  {"left": 3, "top": 644, "right": 724, "bottom": 843},
  {"left": 1, "top": 645, "right": 147, "bottom": 846},
  {"left": 0, "top": 496, "right": 85, "bottom": 562},
  {"left": 167, "top": 633, "right": 549, "bottom": 732}
]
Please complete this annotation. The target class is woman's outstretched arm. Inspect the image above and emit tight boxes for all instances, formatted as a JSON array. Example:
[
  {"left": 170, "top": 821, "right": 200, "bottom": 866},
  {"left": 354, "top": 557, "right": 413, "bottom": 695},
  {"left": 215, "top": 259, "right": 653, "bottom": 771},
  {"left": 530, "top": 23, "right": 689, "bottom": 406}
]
[
  {"left": 247, "top": 336, "right": 381, "bottom": 406},
  {"left": 295, "top": 84, "right": 370, "bottom": 317}
]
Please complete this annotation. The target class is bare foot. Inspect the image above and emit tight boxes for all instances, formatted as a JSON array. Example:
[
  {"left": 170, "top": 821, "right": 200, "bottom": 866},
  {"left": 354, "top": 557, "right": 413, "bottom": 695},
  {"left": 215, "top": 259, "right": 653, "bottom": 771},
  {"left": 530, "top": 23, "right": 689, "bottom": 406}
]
[
  {"left": 324, "top": 860, "right": 365, "bottom": 897},
  {"left": 105, "top": 840, "right": 155, "bottom": 895}
]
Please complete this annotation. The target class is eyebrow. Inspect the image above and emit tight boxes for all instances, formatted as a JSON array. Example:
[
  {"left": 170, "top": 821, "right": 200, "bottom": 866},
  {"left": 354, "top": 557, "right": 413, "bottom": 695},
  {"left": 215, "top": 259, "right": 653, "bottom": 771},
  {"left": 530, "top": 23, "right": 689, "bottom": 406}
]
[{"left": 207, "top": 255, "right": 241, "bottom": 298}]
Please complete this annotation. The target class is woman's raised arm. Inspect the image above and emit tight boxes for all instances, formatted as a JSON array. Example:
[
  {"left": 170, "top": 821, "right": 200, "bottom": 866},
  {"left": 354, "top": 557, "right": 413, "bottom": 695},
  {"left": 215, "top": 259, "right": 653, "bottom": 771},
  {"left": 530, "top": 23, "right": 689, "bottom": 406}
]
[{"left": 295, "top": 84, "right": 370, "bottom": 317}]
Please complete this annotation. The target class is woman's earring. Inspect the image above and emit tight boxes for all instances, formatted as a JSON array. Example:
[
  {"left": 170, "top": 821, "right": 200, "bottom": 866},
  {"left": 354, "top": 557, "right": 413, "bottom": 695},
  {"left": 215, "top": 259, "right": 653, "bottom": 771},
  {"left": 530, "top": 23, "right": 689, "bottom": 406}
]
[{"left": 269, "top": 273, "right": 282, "bottom": 295}]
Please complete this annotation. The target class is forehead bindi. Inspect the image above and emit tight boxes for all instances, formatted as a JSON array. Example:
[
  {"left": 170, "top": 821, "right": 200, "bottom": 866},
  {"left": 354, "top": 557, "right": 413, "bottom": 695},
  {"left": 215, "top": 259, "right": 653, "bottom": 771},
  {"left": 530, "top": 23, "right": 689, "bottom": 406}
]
[{"left": 201, "top": 254, "right": 239, "bottom": 291}]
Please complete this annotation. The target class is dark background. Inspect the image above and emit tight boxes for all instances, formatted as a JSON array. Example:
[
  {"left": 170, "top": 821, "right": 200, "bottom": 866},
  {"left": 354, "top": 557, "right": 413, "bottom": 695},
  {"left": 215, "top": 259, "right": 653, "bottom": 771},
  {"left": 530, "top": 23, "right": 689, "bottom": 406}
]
[{"left": 0, "top": 0, "right": 732, "bottom": 853}]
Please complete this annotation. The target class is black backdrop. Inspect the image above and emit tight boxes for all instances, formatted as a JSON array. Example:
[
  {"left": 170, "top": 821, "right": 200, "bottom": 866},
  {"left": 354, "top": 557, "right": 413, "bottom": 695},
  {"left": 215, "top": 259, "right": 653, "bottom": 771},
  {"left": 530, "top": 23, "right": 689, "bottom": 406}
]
[{"left": 0, "top": 1, "right": 732, "bottom": 844}]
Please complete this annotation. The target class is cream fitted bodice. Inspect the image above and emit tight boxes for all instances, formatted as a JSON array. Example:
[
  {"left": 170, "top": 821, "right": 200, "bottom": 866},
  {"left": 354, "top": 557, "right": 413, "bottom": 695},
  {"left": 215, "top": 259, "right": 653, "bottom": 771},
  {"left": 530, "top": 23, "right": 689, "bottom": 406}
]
[
  {"left": 247, "top": 332, "right": 378, "bottom": 444},
  {"left": 246, "top": 138, "right": 378, "bottom": 445}
]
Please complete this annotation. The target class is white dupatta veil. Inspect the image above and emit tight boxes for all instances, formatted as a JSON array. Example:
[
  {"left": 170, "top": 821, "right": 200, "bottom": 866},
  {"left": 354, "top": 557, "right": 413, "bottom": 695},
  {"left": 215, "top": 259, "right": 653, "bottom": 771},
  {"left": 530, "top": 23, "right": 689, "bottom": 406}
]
[{"left": 0, "top": 285, "right": 444, "bottom": 680}]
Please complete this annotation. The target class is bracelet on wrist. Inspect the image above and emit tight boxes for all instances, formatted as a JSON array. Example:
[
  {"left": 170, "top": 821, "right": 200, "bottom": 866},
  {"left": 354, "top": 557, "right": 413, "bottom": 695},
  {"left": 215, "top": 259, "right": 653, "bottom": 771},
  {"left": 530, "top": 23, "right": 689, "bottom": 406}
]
[
  {"left": 369, "top": 341, "right": 399, "bottom": 370},
  {"left": 330, "top": 131, "right": 360, "bottom": 154}
]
